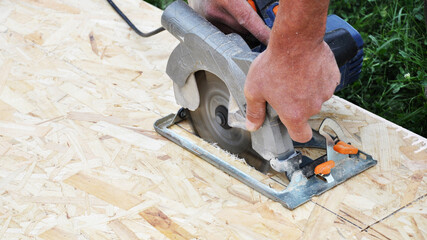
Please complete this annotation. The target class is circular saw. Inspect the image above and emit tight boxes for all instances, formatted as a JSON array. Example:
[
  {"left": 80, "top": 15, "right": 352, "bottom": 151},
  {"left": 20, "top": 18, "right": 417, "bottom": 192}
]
[{"left": 154, "top": 0, "right": 377, "bottom": 209}]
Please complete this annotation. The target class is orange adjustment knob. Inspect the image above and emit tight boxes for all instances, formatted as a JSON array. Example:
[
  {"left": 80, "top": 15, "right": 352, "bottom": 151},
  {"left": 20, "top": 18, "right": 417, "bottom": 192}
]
[
  {"left": 247, "top": 0, "right": 257, "bottom": 11},
  {"left": 333, "top": 141, "right": 359, "bottom": 155},
  {"left": 273, "top": 5, "right": 279, "bottom": 15},
  {"left": 314, "top": 160, "right": 335, "bottom": 175}
]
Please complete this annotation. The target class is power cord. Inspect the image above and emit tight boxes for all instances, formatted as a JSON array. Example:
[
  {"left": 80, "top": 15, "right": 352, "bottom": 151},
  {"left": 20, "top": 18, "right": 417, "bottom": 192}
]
[{"left": 106, "top": 0, "right": 165, "bottom": 37}]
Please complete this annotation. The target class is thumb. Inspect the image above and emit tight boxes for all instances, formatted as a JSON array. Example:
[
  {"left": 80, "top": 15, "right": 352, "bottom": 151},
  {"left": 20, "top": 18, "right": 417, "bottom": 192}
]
[
  {"left": 245, "top": 95, "right": 266, "bottom": 132},
  {"left": 281, "top": 118, "right": 313, "bottom": 143}
]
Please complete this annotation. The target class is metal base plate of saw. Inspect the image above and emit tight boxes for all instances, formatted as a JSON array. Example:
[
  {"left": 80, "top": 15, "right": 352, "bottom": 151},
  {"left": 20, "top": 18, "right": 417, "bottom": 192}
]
[{"left": 155, "top": 0, "right": 377, "bottom": 209}]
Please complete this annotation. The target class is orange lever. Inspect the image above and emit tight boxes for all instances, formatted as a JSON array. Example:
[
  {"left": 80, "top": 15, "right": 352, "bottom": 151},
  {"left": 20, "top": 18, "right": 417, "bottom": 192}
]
[
  {"left": 273, "top": 5, "right": 279, "bottom": 15},
  {"left": 314, "top": 160, "right": 335, "bottom": 175},
  {"left": 247, "top": 0, "right": 257, "bottom": 11},
  {"left": 333, "top": 141, "right": 359, "bottom": 155}
]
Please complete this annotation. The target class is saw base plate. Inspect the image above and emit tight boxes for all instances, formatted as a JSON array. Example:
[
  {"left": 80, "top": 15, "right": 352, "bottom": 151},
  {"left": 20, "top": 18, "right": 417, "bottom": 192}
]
[{"left": 154, "top": 109, "right": 377, "bottom": 209}]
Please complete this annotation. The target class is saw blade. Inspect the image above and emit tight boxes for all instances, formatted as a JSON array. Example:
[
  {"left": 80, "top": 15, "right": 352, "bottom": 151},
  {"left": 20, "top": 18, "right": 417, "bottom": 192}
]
[{"left": 189, "top": 71, "right": 251, "bottom": 154}]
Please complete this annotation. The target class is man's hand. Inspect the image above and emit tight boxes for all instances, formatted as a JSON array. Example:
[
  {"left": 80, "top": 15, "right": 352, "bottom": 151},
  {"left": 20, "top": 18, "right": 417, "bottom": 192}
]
[
  {"left": 245, "top": 41, "right": 340, "bottom": 143},
  {"left": 244, "top": 0, "right": 340, "bottom": 143},
  {"left": 188, "top": 0, "right": 270, "bottom": 44}
]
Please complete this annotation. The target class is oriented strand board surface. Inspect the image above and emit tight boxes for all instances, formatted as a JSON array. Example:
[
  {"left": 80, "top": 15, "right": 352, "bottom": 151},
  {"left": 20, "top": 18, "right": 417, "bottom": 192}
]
[{"left": 0, "top": 0, "right": 425, "bottom": 239}]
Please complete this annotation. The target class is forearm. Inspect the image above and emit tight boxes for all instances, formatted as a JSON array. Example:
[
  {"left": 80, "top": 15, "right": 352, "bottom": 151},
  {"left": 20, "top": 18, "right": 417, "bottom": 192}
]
[{"left": 269, "top": 0, "right": 330, "bottom": 51}]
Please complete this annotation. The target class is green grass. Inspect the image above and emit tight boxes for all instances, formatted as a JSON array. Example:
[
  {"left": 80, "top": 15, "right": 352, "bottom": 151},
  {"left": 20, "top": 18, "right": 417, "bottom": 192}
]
[
  {"left": 147, "top": 0, "right": 426, "bottom": 136},
  {"left": 329, "top": 0, "right": 426, "bottom": 136},
  {"left": 144, "top": 0, "right": 174, "bottom": 9}
]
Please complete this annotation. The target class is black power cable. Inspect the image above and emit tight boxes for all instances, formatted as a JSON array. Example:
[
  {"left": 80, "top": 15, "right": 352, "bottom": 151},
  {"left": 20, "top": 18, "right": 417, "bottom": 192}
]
[{"left": 106, "top": 0, "right": 165, "bottom": 37}]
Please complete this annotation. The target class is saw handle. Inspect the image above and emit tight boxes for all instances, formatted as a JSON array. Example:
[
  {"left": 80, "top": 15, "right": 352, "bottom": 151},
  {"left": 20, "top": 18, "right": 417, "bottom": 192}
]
[{"left": 324, "top": 29, "right": 358, "bottom": 68}]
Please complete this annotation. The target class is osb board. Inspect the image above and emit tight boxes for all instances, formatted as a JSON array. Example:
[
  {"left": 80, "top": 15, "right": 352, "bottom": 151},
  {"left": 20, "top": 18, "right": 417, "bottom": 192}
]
[{"left": 0, "top": 0, "right": 425, "bottom": 239}]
